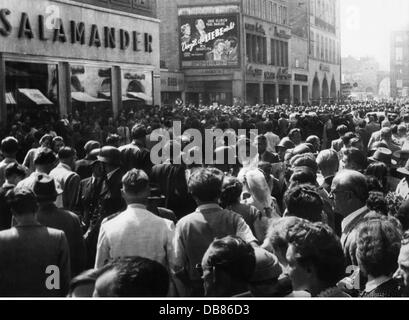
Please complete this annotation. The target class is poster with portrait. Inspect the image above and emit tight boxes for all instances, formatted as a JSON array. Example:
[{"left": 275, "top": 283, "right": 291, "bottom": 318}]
[{"left": 179, "top": 14, "right": 240, "bottom": 68}]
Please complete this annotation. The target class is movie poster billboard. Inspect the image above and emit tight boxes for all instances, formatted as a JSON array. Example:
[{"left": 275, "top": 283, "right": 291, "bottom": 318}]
[{"left": 179, "top": 14, "right": 240, "bottom": 68}]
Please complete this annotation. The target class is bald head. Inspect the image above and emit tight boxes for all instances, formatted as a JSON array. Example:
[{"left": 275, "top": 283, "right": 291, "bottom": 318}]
[
  {"left": 332, "top": 170, "right": 369, "bottom": 217},
  {"left": 333, "top": 170, "right": 368, "bottom": 202},
  {"left": 317, "top": 149, "right": 339, "bottom": 178}
]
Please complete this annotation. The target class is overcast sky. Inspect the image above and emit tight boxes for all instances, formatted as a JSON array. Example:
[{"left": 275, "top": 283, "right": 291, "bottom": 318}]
[{"left": 341, "top": 0, "right": 409, "bottom": 70}]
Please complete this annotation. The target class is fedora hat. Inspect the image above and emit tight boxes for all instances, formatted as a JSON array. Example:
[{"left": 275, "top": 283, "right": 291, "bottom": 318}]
[
  {"left": 33, "top": 174, "right": 63, "bottom": 199},
  {"left": 277, "top": 137, "right": 295, "bottom": 150},
  {"left": 368, "top": 148, "right": 397, "bottom": 166},
  {"left": 97, "top": 146, "right": 121, "bottom": 167},
  {"left": 397, "top": 158, "right": 409, "bottom": 176},
  {"left": 84, "top": 140, "right": 101, "bottom": 155},
  {"left": 393, "top": 149, "right": 409, "bottom": 161}
]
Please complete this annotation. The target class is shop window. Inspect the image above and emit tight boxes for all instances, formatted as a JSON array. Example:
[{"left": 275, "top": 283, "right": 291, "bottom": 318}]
[
  {"left": 70, "top": 65, "right": 113, "bottom": 119},
  {"left": 121, "top": 69, "right": 153, "bottom": 113},
  {"left": 5, "top": 61, "right": 59, "bottom": 126}
]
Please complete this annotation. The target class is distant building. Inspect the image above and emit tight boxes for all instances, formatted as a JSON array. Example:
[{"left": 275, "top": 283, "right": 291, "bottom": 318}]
[
  {"left": 390, "top": 30, "right": 409, "bottom": 100},
  {"left": 342, "top": 56, "right": 380, "bottom": 95},
  {"left": 307, "top": 0, "right": 341, "bottom": 105},
  {"left": 158, "top": 0, "right": 341, "bottom": 106},
  {"left": 158, "top": 0, "right": 292, "bottom": 106},
  {"left": 287, "top": 0, "right": 342, "bottom": 105}
]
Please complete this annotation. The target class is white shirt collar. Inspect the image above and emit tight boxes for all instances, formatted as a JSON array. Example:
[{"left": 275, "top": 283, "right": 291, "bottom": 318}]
[
  {"left": 128, "top": 203, "right": 148, "bottom": 210},
  {"left": 365, "top": 276, "right": 391, "bottom": 293},
  {"left": 197, "top": 203, "right": 222, "bottom": 211},
  {"left": 58, "top": 163, "right": 72, "bottom": 171},
  {"left": 341, "top": 206, "right": 367, "bottom": 233}
]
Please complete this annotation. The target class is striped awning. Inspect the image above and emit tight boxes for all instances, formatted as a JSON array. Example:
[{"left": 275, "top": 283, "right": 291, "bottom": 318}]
[
  {"left": 18, "top": 89, "right": 53, "bottom": 105},
  {"left": 127, "top": 92, "right": 152, "bottom": 102},
  {"left": 72, "top": 92, "right": 107, "bottom": 103},
  {"left": 5, "top": 92, "right": 16, "bottom": 105}
]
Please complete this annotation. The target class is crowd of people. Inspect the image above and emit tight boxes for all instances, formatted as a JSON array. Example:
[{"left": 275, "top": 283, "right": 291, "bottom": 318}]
[{"left": 1, "top": 101, "right": 409, "bottom": 298}]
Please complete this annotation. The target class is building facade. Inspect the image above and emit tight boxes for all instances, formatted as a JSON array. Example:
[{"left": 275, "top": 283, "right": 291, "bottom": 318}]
[
  {"left": 158, "top": 0, "right": 293, "bottom": 106},
  {"left": 158, "top": 0, "right": 341, "bottom": 106},
  {"left": 0, "top": 0, "right": 160, "bottom": 125},
  {"left": 307, "top": 0, "right": 341, "bottom": 105},
  {"left": 390, "top": 30, "right": 409, "bottom": 100}
]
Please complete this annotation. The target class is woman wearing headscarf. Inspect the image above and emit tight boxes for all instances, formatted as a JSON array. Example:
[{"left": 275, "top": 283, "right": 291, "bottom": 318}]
[{"left": 238, "top": 168, "right": 281, "bottom": 242}]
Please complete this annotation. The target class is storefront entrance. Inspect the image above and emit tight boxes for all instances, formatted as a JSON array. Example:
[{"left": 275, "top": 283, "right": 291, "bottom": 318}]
[
  {"left": 279, "top": 85, "right": 290, "bottom": 104},
  {"left": 263, "top": 84, "right": 276, "bottom": 105},
  {"left": 186, "top": 81, "right": 233, "bottom": 106},
  {"left": 246, "top": 83, "right": 260, "bottom": 105}
]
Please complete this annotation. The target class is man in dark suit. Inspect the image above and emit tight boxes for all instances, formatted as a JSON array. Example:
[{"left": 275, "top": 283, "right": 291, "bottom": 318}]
[
  {"left": 255, "top": 135, "right": 280, "bottom": 164},
  {"left": 75, "top": 141, "right": 100, "bottom": 180},
  {"left": 331, "top": 170, "right": 370, "bottom": 267},
  {"left": 119, "top": 124, "right": 152, "bottom": 176},
  {"left": 33, "top": 174, "right": 87, "bottom": 278},
  {"left": 76, "top": 160, "right": 105, "bottom": 230},
  {"left": 150, "top": 141, "right": 196, "bottom": 220},
  {"left": 331, "top": 125, "right": 348, "bottom": 152},
  {"left": 83, "top": 146, "right": 126, "bottom": 268},
  {"left": 0, "top": 163, "right": 26, "bottom": 231},
  {"left": 0, "top": 188, "right": 70, "bottom": 297}
]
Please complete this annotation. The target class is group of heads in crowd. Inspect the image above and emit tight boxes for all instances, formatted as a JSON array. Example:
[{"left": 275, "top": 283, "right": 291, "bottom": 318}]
[{"left": 1, "top": 101, "right": 409, "bottom": 297}]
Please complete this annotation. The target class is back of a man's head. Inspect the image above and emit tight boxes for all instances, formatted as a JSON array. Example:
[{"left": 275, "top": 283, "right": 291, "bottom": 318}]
[
  {"left": 34, "top": 148, "right": 57, "bottom": 170},
  {"left": 317, "top": 149, "right": 339, "bottom": 177},
  {"left": 1, "top": 137, "right": 19, "bottom": 157},
  {"left": 122, "top": 169, "right": 150, "bottom": 197},
  {"left": 333, "top": 170, "right": 369, "bottom": 203},
  {"left": 58, "top": 147, "right": 76, "bottom": 161},
  {"left": 336, "top": 125, "right": 348, "bottom": 137},
  {"left": 343, "top": 148, "right": 367, "bottom": 172},
  {"left": 188, "top": 168, "right": 222, "bottom": 203},
  {"left": 94, "top": 257, "right": 170, "bottom": 297},
  {"left": 291, "top": 153, "right": 318, "bottom": 174},
  {"left": 6, "top": 187, "right": 38, "bottom": 216},
  {"left": 131, "top": 124, "right": 147, "bottom": 141},
  {"left": 284, "top": 184, "right": 324, "bottom": 223},
  {"left": 202, "top": 236, "right": 256, "bottom": 287}
]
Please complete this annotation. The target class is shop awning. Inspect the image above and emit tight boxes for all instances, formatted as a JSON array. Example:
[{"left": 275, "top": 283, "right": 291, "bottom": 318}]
[
  {"left": 71, "top": 92, "right": 108, "bottom": 103},
  {"left": 99, "top": 91, "right": 137, "bottom": 101},
  {"left": 98, "top": 91, "right": 111, "bottom": 99},
  {"left": 127, "top": 92, "right": 152, "bottom": 102},
  {"left": 18, "top": 89, "right": 53, "bottom": 105},
  {"left": 6, "top": 93, "right": 16, "bottom": 105}
]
